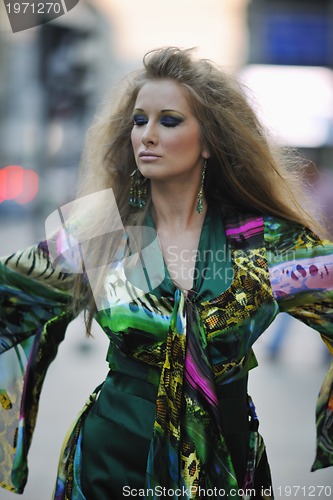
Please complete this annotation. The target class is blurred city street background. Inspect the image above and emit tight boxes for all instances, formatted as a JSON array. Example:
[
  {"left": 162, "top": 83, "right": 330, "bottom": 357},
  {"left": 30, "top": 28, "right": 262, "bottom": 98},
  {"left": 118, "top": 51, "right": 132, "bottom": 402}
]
[{"left": 1, "top": 0, "right": 333, "bottom": 498}]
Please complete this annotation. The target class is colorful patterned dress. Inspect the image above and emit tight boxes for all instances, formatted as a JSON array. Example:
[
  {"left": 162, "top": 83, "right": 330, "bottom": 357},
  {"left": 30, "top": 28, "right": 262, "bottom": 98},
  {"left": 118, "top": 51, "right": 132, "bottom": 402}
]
[{"left": 1, "top": 208, "right": 333, "bottom": 500}]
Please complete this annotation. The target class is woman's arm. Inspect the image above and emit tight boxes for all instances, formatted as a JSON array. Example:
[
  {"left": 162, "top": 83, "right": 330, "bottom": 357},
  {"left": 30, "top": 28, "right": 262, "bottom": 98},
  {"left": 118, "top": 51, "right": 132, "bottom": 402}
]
[
  {"left": 0, "top": 241, "right": 79, "bottom": 494},
  {"left": 265, "top": 216, "right": 333, "bottom": 472}
]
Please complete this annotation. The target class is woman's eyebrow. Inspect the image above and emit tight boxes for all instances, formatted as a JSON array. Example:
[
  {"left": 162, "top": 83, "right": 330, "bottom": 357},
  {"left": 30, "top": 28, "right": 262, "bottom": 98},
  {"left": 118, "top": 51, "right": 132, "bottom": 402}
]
[
  {"left": 132, "top": 108, "right": 186, "bottom": 117},
  {"left": 160, "top": 109, "right": 186, "bottom": 117}
]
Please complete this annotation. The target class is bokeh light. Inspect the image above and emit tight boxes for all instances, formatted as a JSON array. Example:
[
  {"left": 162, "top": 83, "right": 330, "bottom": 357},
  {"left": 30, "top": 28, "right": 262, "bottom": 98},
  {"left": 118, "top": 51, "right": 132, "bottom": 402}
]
[{"left": 0, "top": 165, "right": 39, "bottom": 204}]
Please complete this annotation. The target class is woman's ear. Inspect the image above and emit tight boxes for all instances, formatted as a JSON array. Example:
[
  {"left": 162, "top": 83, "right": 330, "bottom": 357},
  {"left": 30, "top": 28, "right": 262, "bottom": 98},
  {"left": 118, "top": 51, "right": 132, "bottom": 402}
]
[{"left": 202, "top": 149, "right": 210, "bottom": 160}]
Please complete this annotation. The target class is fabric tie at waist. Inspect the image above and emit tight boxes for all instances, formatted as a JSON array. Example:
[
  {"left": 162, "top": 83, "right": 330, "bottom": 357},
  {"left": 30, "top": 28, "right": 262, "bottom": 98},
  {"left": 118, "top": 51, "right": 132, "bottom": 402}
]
[{"left": 145, "top": 288, "right": 240, "bottom": 499}]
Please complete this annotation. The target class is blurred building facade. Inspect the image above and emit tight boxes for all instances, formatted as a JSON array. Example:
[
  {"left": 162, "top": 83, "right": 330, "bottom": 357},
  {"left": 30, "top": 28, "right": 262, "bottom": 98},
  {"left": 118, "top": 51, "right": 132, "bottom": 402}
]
[
  {"left": 246, "top": 0, "right": 333, "bottom": 155},
  {"left": 245, "top": 0, "right": 333, "bottom": 236},
  {"left": 0, "top": 0, "right": 117, "bottom": 225}
]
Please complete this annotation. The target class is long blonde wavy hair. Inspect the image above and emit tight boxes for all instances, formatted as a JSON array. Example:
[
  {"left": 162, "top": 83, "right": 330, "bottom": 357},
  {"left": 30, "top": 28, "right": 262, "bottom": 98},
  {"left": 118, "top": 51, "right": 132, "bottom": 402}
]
[{"left": 73, "top": 47, "right": 317, "bottom": 333}]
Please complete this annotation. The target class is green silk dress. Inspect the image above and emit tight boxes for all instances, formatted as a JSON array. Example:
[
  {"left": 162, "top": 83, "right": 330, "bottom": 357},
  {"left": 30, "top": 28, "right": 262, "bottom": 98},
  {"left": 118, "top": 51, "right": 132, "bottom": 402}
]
[
  {"left": 1, "top": 208, "right": 333, "bottom": 500},
  {"left": 80, "top": 209, "right": 254, "bottom": 498}
]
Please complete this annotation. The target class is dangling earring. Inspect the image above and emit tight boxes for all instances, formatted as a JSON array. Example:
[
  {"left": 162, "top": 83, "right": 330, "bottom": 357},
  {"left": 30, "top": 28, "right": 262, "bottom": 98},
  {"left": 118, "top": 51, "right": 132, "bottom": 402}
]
[
  {"left": 196, "top": 160, "right": 207, "bottom": 214},
  {"left": 129, "top": 169, "right": 148, "bottom": 208}
]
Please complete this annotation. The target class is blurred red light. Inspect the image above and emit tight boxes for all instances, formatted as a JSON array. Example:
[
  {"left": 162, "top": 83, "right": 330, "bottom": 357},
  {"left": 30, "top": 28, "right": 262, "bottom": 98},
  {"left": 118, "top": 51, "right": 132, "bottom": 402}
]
[
  {"left": 6, "top": 165, "right": 24, "bottom": 200},
  {"left": 16, "top": 170, "right": 39, "bottom": 204},
  {"left": 0, "top": 169, "right": 6, "bottom": 203},
  {"left": 0, "top": 165, "right": 39, "bottom": 204}
]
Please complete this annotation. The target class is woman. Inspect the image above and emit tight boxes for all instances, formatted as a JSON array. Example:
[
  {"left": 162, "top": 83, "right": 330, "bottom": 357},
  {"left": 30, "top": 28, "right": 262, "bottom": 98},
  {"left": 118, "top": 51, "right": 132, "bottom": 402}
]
[{"left": 1, "top": 47, "right": 333, "bottom": 500}]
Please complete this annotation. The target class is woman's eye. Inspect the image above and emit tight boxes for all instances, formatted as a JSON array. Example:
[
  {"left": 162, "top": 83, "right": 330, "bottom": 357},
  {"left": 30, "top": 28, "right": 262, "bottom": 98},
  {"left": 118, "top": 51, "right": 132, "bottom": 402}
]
[
  {"left": 160, "top": 116, "right": 183, "bottom": 128},
  {"left": 133, "top": 115, "right": 147, "bottom": 126}
]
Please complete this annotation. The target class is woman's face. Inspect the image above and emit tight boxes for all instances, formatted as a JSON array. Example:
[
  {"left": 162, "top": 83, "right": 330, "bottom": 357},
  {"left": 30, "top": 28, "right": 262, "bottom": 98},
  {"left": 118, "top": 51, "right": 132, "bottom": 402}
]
[{"left": 131, "top": 79, "right": 209, "bottom": 183}]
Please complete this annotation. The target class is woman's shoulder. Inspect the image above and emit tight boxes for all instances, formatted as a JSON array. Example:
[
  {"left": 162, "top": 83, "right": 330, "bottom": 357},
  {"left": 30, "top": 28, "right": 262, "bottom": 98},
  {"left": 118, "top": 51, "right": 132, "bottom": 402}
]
[
  {"left": 263, "top": 214, "right": 327, "bottom": 261},
  {"left": 264, "top": 213, "right": 318, "bottom": 240},
  {"left": 220, "top": 207, "right": 323, "bottom": 254},
  {"left": 214, "top": 204, "right": 326, "bottom": 251},
  {"left": 218, "top": 205, "right": 265, "bottom": 247}
]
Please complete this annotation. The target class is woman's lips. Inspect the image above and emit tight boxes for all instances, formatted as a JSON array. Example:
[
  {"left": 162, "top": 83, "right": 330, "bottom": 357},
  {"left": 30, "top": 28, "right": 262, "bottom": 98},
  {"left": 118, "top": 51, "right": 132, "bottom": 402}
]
[{"left": 139, "top": 152, "right": 161, "bottom": 161}]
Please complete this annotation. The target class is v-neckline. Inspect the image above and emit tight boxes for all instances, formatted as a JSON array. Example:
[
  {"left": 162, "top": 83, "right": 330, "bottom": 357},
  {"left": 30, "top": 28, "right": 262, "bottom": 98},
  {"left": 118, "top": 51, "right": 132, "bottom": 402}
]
[
  {"left": 145, "top": 207, "right": 235, "bottom": 301},
  {"left": 158, "top": 209, "right": 211, "bottom": 294}
]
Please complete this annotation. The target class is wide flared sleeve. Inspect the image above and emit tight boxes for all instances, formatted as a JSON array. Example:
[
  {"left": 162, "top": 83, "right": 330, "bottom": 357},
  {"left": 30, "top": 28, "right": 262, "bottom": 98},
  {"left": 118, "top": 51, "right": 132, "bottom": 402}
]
[
  {"left": 0, "top": 241, "right": 78, "bottom": 494},
  {"left": 264, "top": 216, "right": 333, "bottom": 472}
]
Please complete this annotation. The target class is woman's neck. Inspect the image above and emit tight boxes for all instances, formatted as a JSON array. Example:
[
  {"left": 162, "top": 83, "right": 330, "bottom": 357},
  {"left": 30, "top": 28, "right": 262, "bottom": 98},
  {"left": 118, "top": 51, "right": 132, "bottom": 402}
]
[{"left": 150, "top": 180, "right": 207, "bottom": 231}]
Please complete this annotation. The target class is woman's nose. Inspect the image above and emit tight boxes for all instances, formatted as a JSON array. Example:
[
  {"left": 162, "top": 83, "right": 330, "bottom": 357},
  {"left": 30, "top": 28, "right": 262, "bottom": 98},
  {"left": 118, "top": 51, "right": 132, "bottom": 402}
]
[{"left": 142, "top": 123, "right": 158, "bottom": 146}]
